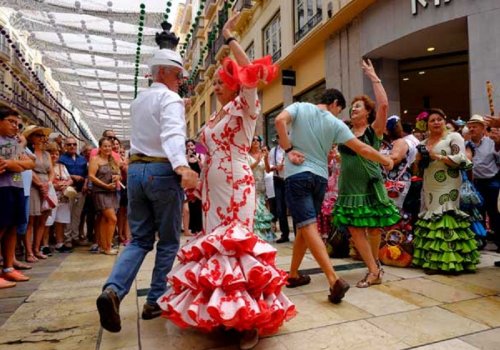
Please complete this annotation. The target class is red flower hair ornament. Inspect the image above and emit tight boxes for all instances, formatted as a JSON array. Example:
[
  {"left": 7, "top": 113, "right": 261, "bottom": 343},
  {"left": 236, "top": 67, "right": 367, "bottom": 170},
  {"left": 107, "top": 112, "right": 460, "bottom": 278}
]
[{"left": 218, "top": 55, "right": 279, "bottom": 91}]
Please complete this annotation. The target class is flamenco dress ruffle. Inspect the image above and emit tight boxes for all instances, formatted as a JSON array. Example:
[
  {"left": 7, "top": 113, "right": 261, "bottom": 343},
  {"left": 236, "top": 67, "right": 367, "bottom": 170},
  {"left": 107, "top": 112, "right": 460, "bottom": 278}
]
[
  {"left": 332, "top": 183, "right": 400, "bottom": 228},
  {"left": 412, "top": 204, "right": 480, "bottom": 272},
  {"left": 157, "top": 221, "right": 296, "bottom": 336},
  {"left": 254, "top": 194, "right": 275, "bottom": 242}
]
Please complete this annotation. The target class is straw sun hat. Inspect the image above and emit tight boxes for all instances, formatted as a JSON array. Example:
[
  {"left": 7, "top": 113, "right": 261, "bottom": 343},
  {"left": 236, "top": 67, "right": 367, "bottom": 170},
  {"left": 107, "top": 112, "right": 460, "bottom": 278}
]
[{"left": 22, "top": 125, "right": 52, "bottom": 139}]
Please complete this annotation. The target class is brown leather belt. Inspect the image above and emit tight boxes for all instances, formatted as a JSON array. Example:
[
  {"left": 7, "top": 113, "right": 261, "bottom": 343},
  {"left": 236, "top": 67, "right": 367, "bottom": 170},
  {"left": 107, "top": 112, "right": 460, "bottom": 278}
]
[{"left": 129, "top": 154, "right": 169, "bottom": 164}]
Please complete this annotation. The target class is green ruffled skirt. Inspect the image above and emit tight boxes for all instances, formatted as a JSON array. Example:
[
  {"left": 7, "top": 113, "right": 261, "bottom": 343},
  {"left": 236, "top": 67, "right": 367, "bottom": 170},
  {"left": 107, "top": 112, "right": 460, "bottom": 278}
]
[
  {"left": 254, "top": 193, "right": 275, "bottom": 242},
  {"left": 412, "top": 212, "right": 480, "bottom": 272},
  {"left": 332, "top": 189, "right": 400, "bottom": 228}
]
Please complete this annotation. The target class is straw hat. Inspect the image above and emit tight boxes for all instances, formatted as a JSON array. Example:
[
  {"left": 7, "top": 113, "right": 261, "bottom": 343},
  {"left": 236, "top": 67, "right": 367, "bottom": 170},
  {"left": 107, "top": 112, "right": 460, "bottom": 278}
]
[
  {"left": 23, "top": 125, "right": 52, "bottom": 139},
  {"left": 467, "top": 115, "right": 487, "bottom": 126},
  {"left": 148, "top": 48, "right": 187, "bottom": 76}
]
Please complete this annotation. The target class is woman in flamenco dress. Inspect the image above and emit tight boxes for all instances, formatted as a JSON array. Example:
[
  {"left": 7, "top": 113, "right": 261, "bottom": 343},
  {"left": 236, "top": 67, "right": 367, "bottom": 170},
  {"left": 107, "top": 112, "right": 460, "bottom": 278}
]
[{"left": 157, "top": 12, "right": 296, "bottom": 350}]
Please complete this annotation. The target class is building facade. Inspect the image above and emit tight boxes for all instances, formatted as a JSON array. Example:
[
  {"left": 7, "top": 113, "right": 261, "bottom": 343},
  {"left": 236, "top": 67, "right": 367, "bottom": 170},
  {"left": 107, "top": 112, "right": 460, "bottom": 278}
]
[
  {"left": 0, "top": 10, "right": 92, "bottom": 143},
  {"left": 181, "top": 0, "right": 500, "bottom": 145}
]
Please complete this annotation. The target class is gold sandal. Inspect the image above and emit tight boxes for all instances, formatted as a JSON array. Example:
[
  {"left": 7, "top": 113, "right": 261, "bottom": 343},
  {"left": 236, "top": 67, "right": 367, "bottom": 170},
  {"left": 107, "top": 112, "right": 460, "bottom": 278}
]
[{"left": 356, "top": 269, "right": 383, "bottom": 288}]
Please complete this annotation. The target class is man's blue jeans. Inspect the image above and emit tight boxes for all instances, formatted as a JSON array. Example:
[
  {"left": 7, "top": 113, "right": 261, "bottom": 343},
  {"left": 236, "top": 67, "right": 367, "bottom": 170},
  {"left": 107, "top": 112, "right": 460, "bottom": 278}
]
[{"left": 103, "top": 162, "right": 183, "bottom": 306}]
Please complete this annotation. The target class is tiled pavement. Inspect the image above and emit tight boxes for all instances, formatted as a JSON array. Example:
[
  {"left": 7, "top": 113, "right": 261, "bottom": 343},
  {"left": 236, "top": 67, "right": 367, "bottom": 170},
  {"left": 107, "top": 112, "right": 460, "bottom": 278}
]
[{"left": 0, "top": 240, "right": 499, "bottom": 350}]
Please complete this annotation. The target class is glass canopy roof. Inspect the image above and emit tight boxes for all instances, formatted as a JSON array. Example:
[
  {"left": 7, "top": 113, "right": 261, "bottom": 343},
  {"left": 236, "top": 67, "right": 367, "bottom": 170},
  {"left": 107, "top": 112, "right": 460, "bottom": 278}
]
[{"left": 0, "top": 0, "right": 178, "bottom": 140}]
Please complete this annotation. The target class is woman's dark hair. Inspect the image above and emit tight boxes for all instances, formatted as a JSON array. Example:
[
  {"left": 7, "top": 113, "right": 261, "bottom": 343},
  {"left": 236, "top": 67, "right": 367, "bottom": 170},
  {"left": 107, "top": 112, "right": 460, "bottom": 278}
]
[
  {"left": 0, "top": 106, "right": 19, "bottom": 120},
  {"left": 426, "top": 108, "right": 447, "bottom": 120},
  {"left": 320, "top": 89, "right": 346, "bottom": 109},
  {"left": 351, "top": 95, "right": 376, "bottom": 123},
  {"left": 111, "top": 137, "right": 121, "bottom": 145},
  {"left": 186, "top": 139, "right": 196, "bottom": 146}
]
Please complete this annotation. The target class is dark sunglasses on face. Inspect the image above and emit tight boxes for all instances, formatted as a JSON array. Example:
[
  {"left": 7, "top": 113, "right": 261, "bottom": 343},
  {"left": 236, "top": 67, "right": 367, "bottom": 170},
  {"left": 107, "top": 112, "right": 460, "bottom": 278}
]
[
  {"left": 33, "top": 133, "right": 46, "bottom": 137},
  {"left": 66, "top": 143, "right": 77, "bottom": 146}
]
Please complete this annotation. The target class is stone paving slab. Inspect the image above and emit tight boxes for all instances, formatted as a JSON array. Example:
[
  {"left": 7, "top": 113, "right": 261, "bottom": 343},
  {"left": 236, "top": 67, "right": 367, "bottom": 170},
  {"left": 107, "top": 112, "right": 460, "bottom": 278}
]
[{"left": 1, "top": 240, "right": 499, "bottom": 350}]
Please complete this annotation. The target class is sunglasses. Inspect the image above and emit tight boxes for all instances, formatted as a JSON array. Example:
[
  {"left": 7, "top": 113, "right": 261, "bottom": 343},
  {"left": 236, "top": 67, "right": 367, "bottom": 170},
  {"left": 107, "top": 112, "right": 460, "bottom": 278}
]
[
  {"left": 66, "top": 143, "right": 77, "bottom": 146},
  {"left": 33, "top": 133, "right": 47, "bottom": 137}
]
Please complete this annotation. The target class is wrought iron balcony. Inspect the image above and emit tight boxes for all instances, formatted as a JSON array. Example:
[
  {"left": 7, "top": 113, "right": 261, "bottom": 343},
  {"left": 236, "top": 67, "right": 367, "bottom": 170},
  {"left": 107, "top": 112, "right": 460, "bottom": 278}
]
[
  {"left": 271, "top": 49, "right": 281, "bottom": 63},
  {"left": 204, "top": 49, "right": 216, "bottom": 70},
  {"left": 234, "top": 0, "right": 253, "bottom": 11},
  {"left": 294, "top": 10, "right": 323, "bottom": 43}
]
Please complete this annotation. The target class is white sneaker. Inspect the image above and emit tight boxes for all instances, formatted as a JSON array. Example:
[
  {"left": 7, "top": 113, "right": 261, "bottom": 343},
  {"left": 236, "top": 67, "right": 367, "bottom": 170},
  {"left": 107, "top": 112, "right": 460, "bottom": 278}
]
[{"left": 239, "top": 329, "right": 259, "bottom": 350}]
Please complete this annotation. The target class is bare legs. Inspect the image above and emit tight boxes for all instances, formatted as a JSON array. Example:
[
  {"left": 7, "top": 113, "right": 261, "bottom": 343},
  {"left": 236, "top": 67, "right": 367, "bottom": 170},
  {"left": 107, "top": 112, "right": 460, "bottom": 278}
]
[
  {"left": 99, "top": 209, "right": 117, "bottom": 253},
  {"left": 289, "top": 223, "right": 339, "bottom": 287},
  {"left": 182, "top": 202, "right": 191, "bottom": 236},
  {"left": 116, "top": 206, "right": 130, "bottom": 243},
  {"left": 349, "top": 227, "right": 383, "bottom": 286}
]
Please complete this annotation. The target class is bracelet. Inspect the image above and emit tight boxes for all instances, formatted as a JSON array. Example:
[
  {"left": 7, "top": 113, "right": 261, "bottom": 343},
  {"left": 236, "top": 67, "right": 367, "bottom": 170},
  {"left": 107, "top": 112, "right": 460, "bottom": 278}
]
[
  {"left": 372, "top": 79, "right": 382, "bottom": 84},
  {"left": 225, "top": 37, "right": 237, "bottom": 45},
  {"left": 284, "top": 145, "right": 294, "bottom": 153}
]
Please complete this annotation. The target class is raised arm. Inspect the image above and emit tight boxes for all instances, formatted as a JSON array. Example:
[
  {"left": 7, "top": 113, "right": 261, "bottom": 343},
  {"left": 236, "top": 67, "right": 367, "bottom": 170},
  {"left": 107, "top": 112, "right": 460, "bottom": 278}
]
[
  {"left": 362, "top": 59, "right": 388, "bottom": 137},
  {"left": 222, "top": 12, "right": 251, "bottom": 67}
]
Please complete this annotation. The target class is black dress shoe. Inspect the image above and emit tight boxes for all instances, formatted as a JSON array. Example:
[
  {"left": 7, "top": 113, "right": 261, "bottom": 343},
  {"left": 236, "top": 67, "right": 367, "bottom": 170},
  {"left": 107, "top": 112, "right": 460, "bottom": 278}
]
[
  {"left": 495, "top": 261, "right": 500, "bottom": 267},
  {"left": 96, "top": 288, "right": 121, "bottom": 332},
  {"left": 276, "top": 237, "right": 290, "bottom": 243},
  {"left": 328, "top": 278, "right": 350, "bottom": 304},
  {"left": 142, "top": 302, "right": 162, "bottom": 320}
]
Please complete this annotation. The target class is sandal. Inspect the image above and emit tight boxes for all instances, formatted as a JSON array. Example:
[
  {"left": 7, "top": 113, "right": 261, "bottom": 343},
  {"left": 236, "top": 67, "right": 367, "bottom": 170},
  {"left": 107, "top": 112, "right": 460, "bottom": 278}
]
[
  {"left": 13, "top": 261, "right": 32, "bottom": 270},
  {"left": 286, "top": 274, "right": 311, "bottom": 288},
  {"left": 34, "top": 252, "right": 48, "bottom": 260},
  {"left": 25, "top": 254, "right": 38, "bottom": 263},
  {"left": 356, "top": 269, "right": 383, "bottom": 288}
]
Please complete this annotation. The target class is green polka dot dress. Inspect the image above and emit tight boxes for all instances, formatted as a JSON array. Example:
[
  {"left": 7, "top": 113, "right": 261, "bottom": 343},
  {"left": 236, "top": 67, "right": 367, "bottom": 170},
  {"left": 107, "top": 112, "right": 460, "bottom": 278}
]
[{"left": 412, "top": 132, "right": 480, "bottom": 273}]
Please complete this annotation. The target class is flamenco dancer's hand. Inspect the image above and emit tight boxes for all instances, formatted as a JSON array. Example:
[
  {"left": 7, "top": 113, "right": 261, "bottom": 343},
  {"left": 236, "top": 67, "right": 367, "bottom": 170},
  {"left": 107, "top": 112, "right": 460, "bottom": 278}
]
[
  {"left": 287, "top": 150, "right": 305, "bottom": 165},
  {"left": 223, "top": 11, "right": 241, "bottom": 38},
  {"left": 361, "top": 58, "right": 380, "bottom": 82}
]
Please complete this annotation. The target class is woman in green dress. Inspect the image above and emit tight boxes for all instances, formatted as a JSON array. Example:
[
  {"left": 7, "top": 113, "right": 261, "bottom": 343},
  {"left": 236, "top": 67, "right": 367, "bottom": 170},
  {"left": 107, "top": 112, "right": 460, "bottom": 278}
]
[
  {"left": 412, "top": 109, "right": 479, "bottom": 273},
  {"left": 332, "top": 59, "right": 400, "bottom": 288}
]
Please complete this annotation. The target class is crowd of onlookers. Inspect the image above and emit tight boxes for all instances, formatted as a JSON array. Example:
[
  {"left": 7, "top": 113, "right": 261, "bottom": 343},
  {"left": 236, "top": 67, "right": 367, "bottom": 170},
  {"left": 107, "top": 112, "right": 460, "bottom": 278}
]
[
  {"left": 2, "top": 100, "right": 499, "bottom": 290},
  {"left": 1, "top": 105, "right": 131, "bottom": 289}
]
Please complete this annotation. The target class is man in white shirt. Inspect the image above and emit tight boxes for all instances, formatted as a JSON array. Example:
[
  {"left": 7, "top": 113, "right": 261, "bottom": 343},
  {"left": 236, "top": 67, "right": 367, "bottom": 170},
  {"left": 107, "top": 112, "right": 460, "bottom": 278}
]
[
  {"left": 97, "top": 48, "right": 198, "bottom": 333},
  {"left": 268, "top": 136, "right": 291, "bottom": 242}
]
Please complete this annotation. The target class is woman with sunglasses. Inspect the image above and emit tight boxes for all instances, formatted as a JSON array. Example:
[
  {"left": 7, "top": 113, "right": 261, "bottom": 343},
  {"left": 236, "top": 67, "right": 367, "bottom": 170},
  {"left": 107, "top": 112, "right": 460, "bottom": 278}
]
[{"left": 24, "top": 125, "right": 54, "bottom": 262}]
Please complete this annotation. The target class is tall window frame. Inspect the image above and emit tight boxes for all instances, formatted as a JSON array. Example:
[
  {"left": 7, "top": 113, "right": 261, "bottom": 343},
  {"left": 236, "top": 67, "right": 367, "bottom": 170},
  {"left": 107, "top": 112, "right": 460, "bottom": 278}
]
[
  {"left": 263, "top": 13, "right": 281, "bottom": 62},
  {"left": 245, "top": 42, "right": 255, "bottom": 61},
  {"left": 294, "top": 0, "right": 323, "bottom": 42}
]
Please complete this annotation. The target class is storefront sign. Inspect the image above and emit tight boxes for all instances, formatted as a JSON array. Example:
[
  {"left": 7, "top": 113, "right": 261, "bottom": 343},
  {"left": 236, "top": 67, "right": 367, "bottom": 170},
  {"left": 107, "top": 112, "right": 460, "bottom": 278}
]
[{"left": 412, "top": 0, "right": 452, "bottom": 15}]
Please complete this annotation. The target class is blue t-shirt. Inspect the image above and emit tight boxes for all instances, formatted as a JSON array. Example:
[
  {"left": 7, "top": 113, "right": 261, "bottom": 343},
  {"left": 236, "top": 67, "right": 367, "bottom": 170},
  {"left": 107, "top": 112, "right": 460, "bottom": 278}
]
[
  {"left": 284, "top": 102, "right": 354, "bottom": 179},
  {"left": 0, "top": 135, "right": 23, "bottom": 188}
]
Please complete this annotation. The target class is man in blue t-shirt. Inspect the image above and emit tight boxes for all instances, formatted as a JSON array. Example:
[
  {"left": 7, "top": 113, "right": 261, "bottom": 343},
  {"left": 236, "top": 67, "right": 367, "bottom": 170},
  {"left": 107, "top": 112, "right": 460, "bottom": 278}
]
[{"left": 275, "top": 88, "right": 393, "bottom": 304}]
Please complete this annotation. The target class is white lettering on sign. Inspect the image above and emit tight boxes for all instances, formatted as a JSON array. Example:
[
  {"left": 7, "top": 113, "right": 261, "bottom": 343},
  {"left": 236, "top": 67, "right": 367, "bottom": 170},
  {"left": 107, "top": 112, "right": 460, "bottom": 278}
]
[{"left": 412, "top": 0, "right": 452, "bottom": 15}]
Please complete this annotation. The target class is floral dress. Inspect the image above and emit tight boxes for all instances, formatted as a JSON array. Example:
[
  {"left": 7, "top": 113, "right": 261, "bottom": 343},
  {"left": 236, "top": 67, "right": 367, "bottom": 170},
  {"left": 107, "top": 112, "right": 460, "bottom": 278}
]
[
  {"left": 158, "top": 86, "right": 295, "bottom": 335},
  {"left": 318, "top": 154, "right": 341, "bottom": 241},
  {"left": 248, "top": 154, "right": 275, "bottom": 242},
  {"left": 412, "top": 132, "right": 480, "bottom": 272}
]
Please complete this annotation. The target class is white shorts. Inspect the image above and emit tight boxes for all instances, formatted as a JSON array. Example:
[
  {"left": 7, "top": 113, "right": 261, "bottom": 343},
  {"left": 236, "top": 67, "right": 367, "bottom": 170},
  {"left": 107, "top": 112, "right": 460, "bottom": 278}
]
[{"left": 45, "top": 202, "right": 71, "bottom": 226}]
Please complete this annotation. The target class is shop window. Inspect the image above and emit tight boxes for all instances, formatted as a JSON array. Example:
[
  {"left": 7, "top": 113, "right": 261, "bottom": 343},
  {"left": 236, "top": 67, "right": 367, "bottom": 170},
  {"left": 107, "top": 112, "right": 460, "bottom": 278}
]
[
  {"left": 294, "top": 80, "right": 326, "bottom": 104},
  {"left": 295, "top": 0, "right": 323, "bottom": 43},
  {"left": 264, "top": 13, "right": 281, "bottom": 62}
]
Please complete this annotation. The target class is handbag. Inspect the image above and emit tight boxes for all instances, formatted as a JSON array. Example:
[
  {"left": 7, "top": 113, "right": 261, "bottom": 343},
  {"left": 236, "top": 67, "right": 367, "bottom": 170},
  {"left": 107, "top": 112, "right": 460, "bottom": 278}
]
[
  {"left": 63, "top": 185, "right": 78, "bottom": 200},
  {"left": 56, "top": 164, "right": 77, "bottom": 200},
  {"left": 459, "top": 171, "right": 483, "bottom": 207},
  {"left": 379, "top": 229, "right": 413, "bottom": 267},
  {"left": 41, "top": 182, "right": 59, "bottom": 211}
]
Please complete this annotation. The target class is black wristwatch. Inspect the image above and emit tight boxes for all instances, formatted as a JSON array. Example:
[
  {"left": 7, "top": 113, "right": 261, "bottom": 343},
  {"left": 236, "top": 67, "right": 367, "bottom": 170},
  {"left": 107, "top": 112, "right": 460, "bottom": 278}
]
[{"left": 284, "top": 145, "right": 294, "bottom": 153}]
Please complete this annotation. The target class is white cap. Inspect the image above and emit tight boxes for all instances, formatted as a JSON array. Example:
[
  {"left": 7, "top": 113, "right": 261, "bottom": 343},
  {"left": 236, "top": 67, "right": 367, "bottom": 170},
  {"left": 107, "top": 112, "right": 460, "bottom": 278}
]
[{"left": 148, "top": 49, "right": 187, "bottom": 75}]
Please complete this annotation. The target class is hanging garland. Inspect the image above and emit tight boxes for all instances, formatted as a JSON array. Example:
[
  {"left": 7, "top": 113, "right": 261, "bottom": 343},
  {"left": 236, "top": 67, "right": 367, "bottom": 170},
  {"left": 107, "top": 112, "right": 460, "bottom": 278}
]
[{"left": 133, "top": 3, "right": 146, "bottom": 98}]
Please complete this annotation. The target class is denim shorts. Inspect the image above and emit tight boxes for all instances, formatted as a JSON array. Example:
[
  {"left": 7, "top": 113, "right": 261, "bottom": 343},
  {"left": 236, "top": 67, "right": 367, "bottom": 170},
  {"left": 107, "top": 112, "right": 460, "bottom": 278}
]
[
  {"left": 0, "top": 187, "right": 26, "bottom": 229},
  {"left": 285, "top": 172, "right": 327, "bottom": 228}
]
